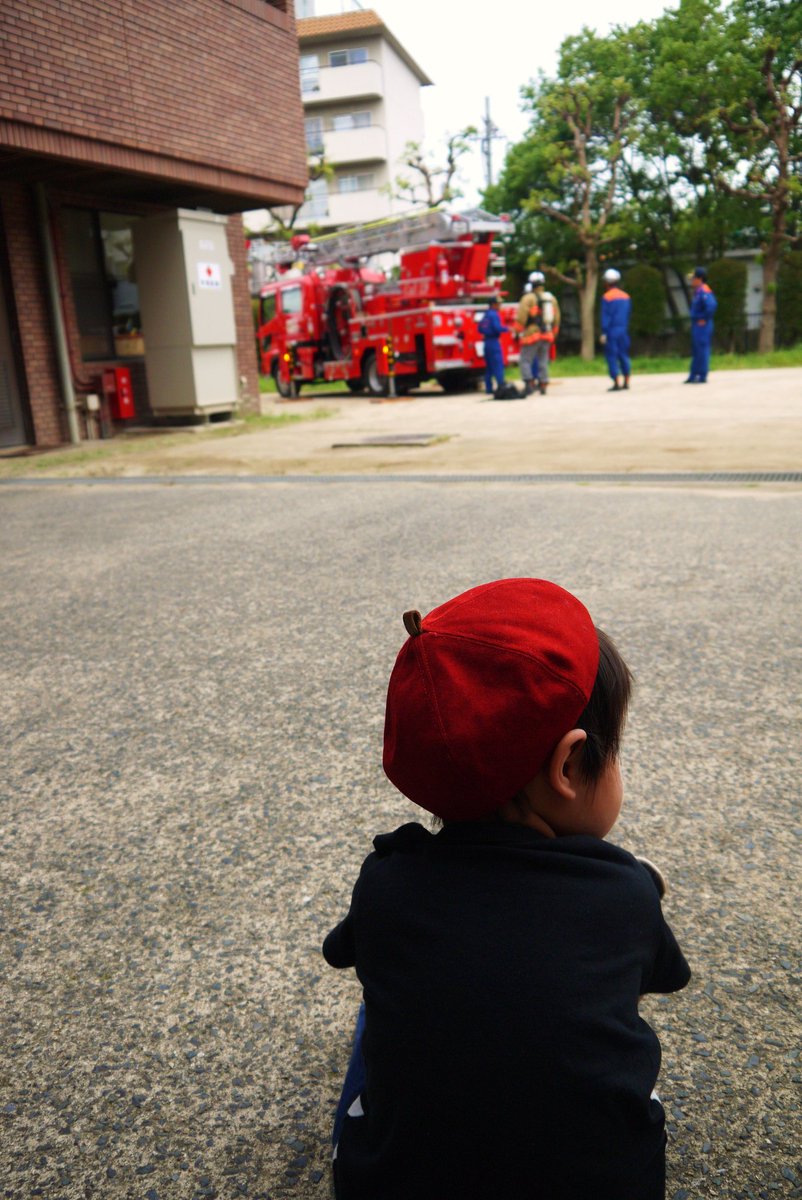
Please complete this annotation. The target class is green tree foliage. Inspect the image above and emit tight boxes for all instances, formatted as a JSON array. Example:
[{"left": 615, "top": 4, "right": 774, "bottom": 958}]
[
  {"left": 776, "top": 250, "right": 802, "bottom": 347},
  {"left": 622, "top": 265, "right": 666, "bottom": 339},
  {"left": 487, "top": 27, "right": 640, "bottom": 359},
  {"left": 488, "top": 0, "right": 802, "bottom": 356},
  {"left": 707, "top": 259, "right": 748, "bottom": 350}
]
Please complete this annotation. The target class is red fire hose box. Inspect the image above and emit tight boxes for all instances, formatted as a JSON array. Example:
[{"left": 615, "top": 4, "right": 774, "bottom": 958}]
[{"left": 102, "top": 367, "right": 135, "bottom": 420}]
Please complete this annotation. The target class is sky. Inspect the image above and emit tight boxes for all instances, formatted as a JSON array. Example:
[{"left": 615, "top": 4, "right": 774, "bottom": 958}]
[{"left": 309, "top": 0, "right": 680, "bottom": 205}]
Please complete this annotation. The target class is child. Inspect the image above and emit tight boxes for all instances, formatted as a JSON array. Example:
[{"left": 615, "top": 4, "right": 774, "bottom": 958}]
[{"left": 323, "top": 578, "right": 690, "bottom": 1200}]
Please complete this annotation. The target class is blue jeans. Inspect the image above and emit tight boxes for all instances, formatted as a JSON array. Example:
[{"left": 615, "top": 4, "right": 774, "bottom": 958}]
[{"left": 332, "top": 1003, "right": 367, "bottom": 1149}]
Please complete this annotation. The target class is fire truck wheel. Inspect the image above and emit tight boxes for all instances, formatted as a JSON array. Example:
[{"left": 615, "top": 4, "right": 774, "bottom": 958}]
[
  {"left": 272, "top": 363, "right": 299, "bottom": 399},
  {"left": 362, "top": 351, "right": 387, "bottom": 397}
]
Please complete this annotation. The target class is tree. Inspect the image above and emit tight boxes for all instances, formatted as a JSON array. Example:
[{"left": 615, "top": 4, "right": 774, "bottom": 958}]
[
  {"left": 489, "top": 28, "right": 640, "bottom": 358},
  {"left": 714, "top": 0, "right": 802, "bottom": 350},
  {"left": 390, "top": 128, "right": 477, "bottom": 208},
  {"left": 645, "top": 0, "right": 802, "bottom": 350}
]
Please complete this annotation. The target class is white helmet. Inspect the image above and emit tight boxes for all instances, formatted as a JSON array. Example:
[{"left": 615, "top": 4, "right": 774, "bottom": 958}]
[
  {"left": 528, "top": 271, "right": 545, "bottom": 285},
  {"left": 603, "top": 268, "right": 621, "bottom": 283}
]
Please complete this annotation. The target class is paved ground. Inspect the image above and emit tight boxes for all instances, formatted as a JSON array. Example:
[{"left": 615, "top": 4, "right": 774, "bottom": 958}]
[
  {"left": 1, "top": 370, "right": 800, "bottom": 1198},
  {"left": 1, "top": 365, "right": 801, "bottom": 478}
]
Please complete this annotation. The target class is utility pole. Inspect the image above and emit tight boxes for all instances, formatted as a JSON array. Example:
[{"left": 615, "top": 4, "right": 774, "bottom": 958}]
[{"left": 480, "top": 97, "right": 503, "bottom": 191}]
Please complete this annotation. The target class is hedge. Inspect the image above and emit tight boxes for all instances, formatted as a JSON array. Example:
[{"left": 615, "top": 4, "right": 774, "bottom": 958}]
[{"left": 707, "top": 258, "right": 747, "bottom": 351}]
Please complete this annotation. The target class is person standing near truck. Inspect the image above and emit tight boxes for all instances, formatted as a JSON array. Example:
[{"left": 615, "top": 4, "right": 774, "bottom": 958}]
[
  {"left": 477, "top": 296, "right": 509, "bottom": 396},
  {"left": 685, "top": 267, "right": 718, "bottom": 384},
  {"left": 530, "top": 272, "right": 560, "bottom": 396},
  {"left": 600, "top": 268, "right": 632, "bottom": 392},
  {"left": 516, "top": 281, "right": 540, "bottom": 396}
]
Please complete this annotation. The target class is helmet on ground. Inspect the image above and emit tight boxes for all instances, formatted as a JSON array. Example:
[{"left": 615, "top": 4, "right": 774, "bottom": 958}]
[
  {"left": 603, "top": 268, "right": 621, "bottom": 283},
  {"left": 528, "top": 271, "right": 545, "bottom": 285}
]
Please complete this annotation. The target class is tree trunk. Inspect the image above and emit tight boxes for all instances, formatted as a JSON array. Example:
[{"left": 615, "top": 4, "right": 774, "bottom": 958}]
[
  {"left": 758, "top": 242, "right": 781, "bottom": 354},
  {"left": 579, "top": 251, "right": 599, "bottom": 361}
]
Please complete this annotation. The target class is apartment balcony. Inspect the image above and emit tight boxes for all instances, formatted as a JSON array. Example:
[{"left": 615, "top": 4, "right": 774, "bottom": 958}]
[
  {"left": 301, "top": 59, "right": 384, "bottom": 106},
  {"left": 322, "top": 124, "right": 387, "bottom": 165},
  {"left": 295, "top": 187, "right": 391, "bottom": 230}
]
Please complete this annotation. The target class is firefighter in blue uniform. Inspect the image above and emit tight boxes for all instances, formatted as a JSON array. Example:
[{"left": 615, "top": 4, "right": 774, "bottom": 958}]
[
  {"left": 478, "top": 295, "right": 509, "bottom": 395},
  {"left": 685, "top": 267, "right": 718, "bottom": 383},
  {"left": 600, "top": 268, "right": 632, "bottom": 392}
]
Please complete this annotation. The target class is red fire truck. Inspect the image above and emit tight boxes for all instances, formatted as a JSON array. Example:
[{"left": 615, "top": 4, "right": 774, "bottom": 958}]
[{"left": 255, "top": 209, "right": 519, "bottom": 397}]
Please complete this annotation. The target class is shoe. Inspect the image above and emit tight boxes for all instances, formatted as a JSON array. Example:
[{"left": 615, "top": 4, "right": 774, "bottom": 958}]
[
  {"left": 539, "top": 381, "right": 547, "bottom": 395},
  {"left": 683, "top": 378, "right": 696, "bottom": 384},
  {"left": 608, "top": 383, "right": 620, "bottom": 392},
  {"left": 623, "top": 378, "right": 630, "bottom": 390}
]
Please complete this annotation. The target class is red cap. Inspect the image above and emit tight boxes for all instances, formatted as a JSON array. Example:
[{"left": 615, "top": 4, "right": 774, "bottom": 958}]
[{"left": 382, "top": 579, "right": 599, "bottom": 821}]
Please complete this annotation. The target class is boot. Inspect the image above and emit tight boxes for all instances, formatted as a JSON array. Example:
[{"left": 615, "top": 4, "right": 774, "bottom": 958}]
[
  {"left": 525, "top": 379, "right": 536, "bottom": 395},
  {"left": 539, "top": 380, "right": 547, "bottom": 395},
  {"left": 608, "top": 381, "right": 620, "bottom": 392}
]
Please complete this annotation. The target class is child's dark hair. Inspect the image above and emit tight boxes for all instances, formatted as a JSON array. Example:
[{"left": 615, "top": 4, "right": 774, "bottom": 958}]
[{"left": 575, "top": 627, "right": 633, "bottom": 783}]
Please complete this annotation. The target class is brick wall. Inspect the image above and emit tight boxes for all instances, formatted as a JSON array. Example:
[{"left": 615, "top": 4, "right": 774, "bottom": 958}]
[
  {"left": 227, "top": 215, "right": 261, "bottom": 412},
  {"left": 1, "top": 182, "right": 65, "bottom": 446},
  {"left": 0, "top": 1, "right": 307, "bottom": 204}
]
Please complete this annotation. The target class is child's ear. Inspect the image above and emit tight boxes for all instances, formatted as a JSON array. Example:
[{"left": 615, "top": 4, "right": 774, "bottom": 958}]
[{"left": 547, "top": 729, "right": 588, "bottom": 801}]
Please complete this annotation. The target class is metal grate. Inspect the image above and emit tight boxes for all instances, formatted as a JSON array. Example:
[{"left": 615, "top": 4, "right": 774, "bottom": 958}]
[{"left": 3, "top": 472, "right": 802, "bottom": 487}]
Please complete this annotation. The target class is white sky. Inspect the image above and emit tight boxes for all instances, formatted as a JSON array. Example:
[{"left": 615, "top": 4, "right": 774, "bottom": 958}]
[{"left": 311, "top": 0, "right": 680, "bottom": 204}]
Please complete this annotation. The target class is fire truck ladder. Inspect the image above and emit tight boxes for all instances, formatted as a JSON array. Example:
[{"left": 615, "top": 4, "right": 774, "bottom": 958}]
[{"left": 304, "top": 207, "right": 512, "bottom": 266}]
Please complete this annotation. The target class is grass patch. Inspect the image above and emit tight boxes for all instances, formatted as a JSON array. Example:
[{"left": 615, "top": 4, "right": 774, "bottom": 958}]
[
  {"left": 548, "top": 343, "right": 802, "bottom": 377},
  {"left": 259, "top": 374, "right": 348, "bottom": 396},
  {"left": 0, "top": 406, "right": 339, "bottom": 478}
]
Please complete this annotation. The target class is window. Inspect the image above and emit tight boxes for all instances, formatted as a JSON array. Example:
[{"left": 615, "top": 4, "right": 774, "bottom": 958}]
[
  {"left": 337, "top": 172, "right": 375, "bottom": 193},
  {"left": 62, "top": 209, "right": 143, "bottom": 361},
  {"left": 261, "top": 293, "right": 277, "bottom": 324},
  {"left": 329, "top": 47, "right": 367, "bottom": 67},
  {"left": 305, "top": 116, "right": 324, "bottom": 153},
  {"left": 299, "top": 53, "right": 319, "bottom": 94},
  {"left": 301, "top": 176, "right": 329, "bottom": 219},
  {"left": 280, "top": 286, "right": 302, "bottom": 315},
  {"left": 331, "top": 111, "right": 371, "bottom": 132}
]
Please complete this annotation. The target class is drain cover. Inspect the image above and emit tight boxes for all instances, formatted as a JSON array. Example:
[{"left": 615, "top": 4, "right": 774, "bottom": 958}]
[{"left": 332, "top": 433, "right": 441, "bottom": 448}]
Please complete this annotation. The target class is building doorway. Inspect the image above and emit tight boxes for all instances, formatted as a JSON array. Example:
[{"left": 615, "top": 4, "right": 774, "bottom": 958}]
[{"left": 0, "top": 251, "right": 27, "bottom": 449}]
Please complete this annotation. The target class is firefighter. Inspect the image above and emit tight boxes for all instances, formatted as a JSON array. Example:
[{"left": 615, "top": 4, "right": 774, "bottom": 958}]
[
  {"left": 600, "top": 268, "right": 632, "bottom": 392},
  {"left": 530, "top": 272, "right": 560, "bottom": 395},
  {"left": 478, "top": 296, "right": 509, "bottom": 396},
  {"left": 685, "top": 267, "right": 718, "bottom": 384},
  {"left": 516, "top": 281, "right": 539, "bottom": 395}
]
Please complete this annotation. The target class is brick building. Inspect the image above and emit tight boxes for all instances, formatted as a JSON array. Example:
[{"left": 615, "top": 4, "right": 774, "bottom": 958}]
[{"left": 0, "top": 0, "right": 307, "bottom": 449}]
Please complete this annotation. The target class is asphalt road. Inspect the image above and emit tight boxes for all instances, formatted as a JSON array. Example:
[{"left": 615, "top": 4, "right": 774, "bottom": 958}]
[{"left": 1, "top": 478, "right": 800, "bottom": 1199}]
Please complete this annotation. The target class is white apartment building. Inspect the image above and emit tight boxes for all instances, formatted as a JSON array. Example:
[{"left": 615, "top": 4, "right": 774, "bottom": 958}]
[{"left": 294, "top": 9, "right": 432, "bottom": 230}]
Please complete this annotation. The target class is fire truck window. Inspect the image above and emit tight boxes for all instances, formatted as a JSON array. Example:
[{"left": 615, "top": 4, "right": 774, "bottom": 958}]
[
  {"left": 280, "top": 287, "right": 302, "bottom": 315},
  {"left": 261, "top": 294, "right": 277, "bottom": 323}
]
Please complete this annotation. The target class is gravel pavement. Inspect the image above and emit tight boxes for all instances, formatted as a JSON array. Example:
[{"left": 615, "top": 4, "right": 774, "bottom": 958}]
[{"left": 1, "top": 374, "right": 801, "bottom": 1198}]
